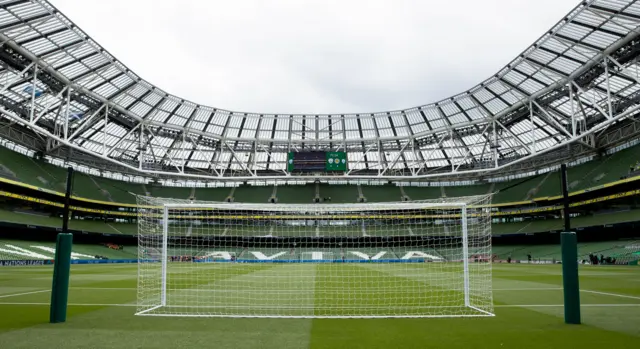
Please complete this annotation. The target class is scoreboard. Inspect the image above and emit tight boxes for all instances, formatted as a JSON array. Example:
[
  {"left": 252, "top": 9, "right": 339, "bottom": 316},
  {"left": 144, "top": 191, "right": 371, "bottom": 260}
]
[
  {"left": 325, "top": 151, "right": 347, "bottom": 171},
  {"left": 287, "top": 151, "right": 347, "bottom": 172}
]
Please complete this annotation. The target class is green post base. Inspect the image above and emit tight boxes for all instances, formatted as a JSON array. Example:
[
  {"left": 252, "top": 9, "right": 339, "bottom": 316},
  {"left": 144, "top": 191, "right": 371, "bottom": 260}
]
[
  {"left": 50, "top": 233, "right": 73, "bottom": 323},
  {"left": 561, "top": 231, "right": 581, "bottom": 324}
]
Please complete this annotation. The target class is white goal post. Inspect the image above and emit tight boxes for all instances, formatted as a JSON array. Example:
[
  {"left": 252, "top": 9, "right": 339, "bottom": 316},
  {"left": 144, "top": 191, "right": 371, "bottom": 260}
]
[{"left": 136, "top": 195, "right": 494, "bottom": 318}]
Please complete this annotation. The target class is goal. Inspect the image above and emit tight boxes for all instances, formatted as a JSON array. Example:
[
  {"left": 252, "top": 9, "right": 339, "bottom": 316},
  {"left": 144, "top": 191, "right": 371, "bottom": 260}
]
[{"left": 136, "top": 195, "right": 494, "bottom": 318}]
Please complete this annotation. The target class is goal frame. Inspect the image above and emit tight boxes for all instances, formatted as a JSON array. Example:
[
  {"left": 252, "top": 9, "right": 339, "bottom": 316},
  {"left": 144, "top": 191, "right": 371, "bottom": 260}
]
[{"left": 136, "top": 200, "right": 494, "bottom": 318}]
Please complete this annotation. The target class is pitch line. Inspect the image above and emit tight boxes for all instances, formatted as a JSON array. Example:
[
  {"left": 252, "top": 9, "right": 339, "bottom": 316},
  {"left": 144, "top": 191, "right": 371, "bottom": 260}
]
[
  {"left": 493, "top": 288, "right": 562, "bottom": 291},
  {"left": 0, "top": 289, "right": 50, "bottom": 299},
  {"left": 0, "top": 302, "right": 136, "bottom": 307},
  {"left": 67, "top": 287, "right": 566, "bottom": 292},
  {"left": 0, "top": 302, "right": 640, "bottom": 309},
  {"left": 495, "top": 303, "right": 640, "bottom": 308},
  {"left": 581, "top": 289, "right": 640, "bottom": 300},
  {"left": 42, "top": 287, "right": 640, "bottom": 301}
]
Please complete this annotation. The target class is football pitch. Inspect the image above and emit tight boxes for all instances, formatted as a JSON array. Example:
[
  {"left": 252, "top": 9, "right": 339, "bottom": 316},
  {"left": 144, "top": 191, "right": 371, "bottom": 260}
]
[
  {"left": 139, "top": 263, "right": 490, "bottom": 317},
  {"left": 0, "top": 264, "right": 638, "bottom": 348}
]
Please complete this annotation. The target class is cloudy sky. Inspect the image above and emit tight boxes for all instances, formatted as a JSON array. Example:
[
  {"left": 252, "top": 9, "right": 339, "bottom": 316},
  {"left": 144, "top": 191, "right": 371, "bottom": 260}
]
[{"left": 52, "top": 0, "right": 579, "bottom": 114}]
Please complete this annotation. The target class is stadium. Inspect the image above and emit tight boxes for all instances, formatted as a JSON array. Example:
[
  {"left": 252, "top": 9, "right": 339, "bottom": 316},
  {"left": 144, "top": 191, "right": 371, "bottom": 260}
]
[{"left": 0, "top": 0, "right": 639, "bottom": 347}]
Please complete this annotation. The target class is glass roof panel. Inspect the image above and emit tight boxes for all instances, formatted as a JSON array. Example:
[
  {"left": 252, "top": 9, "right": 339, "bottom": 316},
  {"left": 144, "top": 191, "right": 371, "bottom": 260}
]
[{"left": 0, "top": 0, "right": 637, "bottom": 178}]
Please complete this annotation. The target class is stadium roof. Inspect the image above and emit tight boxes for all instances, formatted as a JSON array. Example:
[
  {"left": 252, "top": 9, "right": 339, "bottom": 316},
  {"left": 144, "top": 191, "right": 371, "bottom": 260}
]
[{"left": 0, "top": 0, "right": 640, "bottom": 180}]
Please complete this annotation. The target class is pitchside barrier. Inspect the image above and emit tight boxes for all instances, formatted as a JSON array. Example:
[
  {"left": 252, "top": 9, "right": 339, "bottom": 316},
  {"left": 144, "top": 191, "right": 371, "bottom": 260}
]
[
  {"left": 0, "top": 259, "right": 137, "bottom": 266},
  {"left": 0, "top": 258, "right": 491, "bottom": 266}
]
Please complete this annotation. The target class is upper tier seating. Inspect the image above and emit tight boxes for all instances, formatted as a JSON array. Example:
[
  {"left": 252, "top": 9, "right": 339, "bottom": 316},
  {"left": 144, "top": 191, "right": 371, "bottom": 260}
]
[{"left": 1, "top": 142, "right": 638, "bottom": 205}]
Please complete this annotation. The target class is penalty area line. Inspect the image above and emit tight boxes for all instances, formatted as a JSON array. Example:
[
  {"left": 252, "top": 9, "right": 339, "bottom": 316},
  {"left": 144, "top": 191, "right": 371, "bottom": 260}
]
[
  {"left": 581, "top": 289, "right": 640, "bottom": 300},
  {"left": 495, "top": 304, "right": 640, "bottom": 308},
  {"left": 0, "top": 289, "right": 50, "bottom": 299},
  {"left": 0, "top": 302, "right": 136, "bottom": 307}
]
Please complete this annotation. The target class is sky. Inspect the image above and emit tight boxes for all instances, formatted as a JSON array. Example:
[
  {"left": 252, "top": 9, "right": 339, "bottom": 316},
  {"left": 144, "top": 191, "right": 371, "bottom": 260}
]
[{"left": 51, "top": 0, "right": 580, "bottom": 115}]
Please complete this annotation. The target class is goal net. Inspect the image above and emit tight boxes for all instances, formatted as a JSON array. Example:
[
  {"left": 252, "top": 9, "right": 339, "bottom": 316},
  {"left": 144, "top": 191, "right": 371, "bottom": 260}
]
[{"left": 136, "top": 195, "right": 493, "bottom": 318}]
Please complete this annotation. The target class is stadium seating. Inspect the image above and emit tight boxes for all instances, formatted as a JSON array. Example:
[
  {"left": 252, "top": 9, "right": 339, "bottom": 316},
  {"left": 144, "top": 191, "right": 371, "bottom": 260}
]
[
  {"left": 275, "top": 184, "right": 317, "bottom": 203},
  {"left": 72, "top": 172, "right": 112, "bottom": 202},
  {"left": 1, "top": 206, "right": 638, "bottom": 237},
  {"left": 392, "top": 247, "right": 445, "bottom": 260},
  {"left": 492, "top": 209, "right": 640, "bottom": 235},
  {"left": 193, "top": 187, "right": 232, "bottom": 201},
  {"left": 0, "top": 209, "right": 137, "bottom": 235},
  {"left": 400, "top": 185, "right": 442, "bottom": 200},
  {"left": 492, "top": 240, "right": 640, "bottom": 263},
  {"left": 570, "top": 146, "right": 640, "bottom": 190},
  {"left": 0, "top": 147, "right": 65, "bottom": 191},
  {"left": 2, "top": 238, "right": 636, "bottom": 263},
  {"left": 240, "top": 248, "right": 295, "bottom": 260},
  {"left": 443, "top": 185, "right": 491, "bottom": 198},
  {"left": 1, "top": 142, "right": 640, "bottom": 207},
  {"left": 91, "top": 177, "right": 145, "bottom": 204},
  {"left": 494, "top": 145, "right": 640, "bottom": 201},
  {"left": 0, "top": 239, "right": 137, "bottom": 260},
  {"left": 360, "top": 185, "right": 403, "bottom": 202},
  {"left": 492, "top": 177, "right": 543, "bottom": 203},
  {"left": 233, "top": 185, "right": 274, "bottom": 203},
  {"left": 318, "top": 184, "right": 359, "bottom": 203},
  {"left": 277, "top": 225, "right": 319, "bottom": 237},
  {"left": 149, "top": 185, "right": 192, "bottom": 200},
  {"left": 492, "top": 220, "right": 562, "bottom": 235}
]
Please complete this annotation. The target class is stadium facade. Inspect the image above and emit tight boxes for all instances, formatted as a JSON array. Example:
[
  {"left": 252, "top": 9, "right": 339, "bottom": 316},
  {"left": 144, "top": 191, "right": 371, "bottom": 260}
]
[
  {"left": 1, "top": 1, "right": 640, "bottom": 339},
  {"left": 0, "top": 0, "right": 636, "bottom": 273}
]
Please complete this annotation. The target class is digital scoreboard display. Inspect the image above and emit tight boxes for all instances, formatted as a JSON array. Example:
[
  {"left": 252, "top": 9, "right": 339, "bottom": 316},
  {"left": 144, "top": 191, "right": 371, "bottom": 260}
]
[{"left": 287, "top": 151, "right": 347, "bottom": 172}]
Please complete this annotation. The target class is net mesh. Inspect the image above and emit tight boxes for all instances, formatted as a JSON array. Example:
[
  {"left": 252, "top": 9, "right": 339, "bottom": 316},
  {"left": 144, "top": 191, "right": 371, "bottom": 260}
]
[{"left": 136, "top": 195, "right": 493, "bottom": 318}]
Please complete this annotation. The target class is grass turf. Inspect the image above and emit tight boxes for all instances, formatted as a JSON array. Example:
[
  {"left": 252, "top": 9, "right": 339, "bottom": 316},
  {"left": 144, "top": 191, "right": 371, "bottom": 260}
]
[{"left": 0, "top": 263, "right": 638, "bottom": 348}]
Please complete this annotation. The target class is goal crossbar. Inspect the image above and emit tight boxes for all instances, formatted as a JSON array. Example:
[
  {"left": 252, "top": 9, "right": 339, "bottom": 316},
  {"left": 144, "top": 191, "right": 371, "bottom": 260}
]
[{"left": 162, "top": 201, "right": 469, "bottom": 211}]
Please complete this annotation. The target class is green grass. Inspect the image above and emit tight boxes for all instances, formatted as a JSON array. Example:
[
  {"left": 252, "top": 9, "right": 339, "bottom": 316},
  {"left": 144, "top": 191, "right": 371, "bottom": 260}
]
[
  {"left": 0, "top": 263, "right": 638, "bottom": 348},
  {"left": 139, "top": 263, "right": 476, "bottom": 317}
]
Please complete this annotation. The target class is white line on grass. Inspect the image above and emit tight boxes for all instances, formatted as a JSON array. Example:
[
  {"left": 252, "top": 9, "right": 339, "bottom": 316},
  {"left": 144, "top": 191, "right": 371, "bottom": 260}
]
[
  {"left": 581, "top": 289, "right": 640, "bottom": 300},
  {"left": 0, "top": 289, "right": 50, "bottom": 299},
  {"left": 493, "top": 288, "right": 562, "bottom": 291},
  {"left": 495, "top": 304, "right": 640, "bottom": 308},
  {"left": 0, "top": 302, "right": 640, "bottom": 308},
  {"left": 0, "top": 302, "right": 135, "bottom": 307},
  {"left": 70, "top": 287, "right": 135, "bottom": 290},
  {"left": 63, "top": 287, "right": 640, "bottom": 301},
  {"left": 67, "top": 287, "right": 565, "bottom": 292}
]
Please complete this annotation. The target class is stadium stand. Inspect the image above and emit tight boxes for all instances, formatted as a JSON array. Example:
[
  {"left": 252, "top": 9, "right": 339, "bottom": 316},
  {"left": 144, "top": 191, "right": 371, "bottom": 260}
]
[
  {"left": 2, "top": 142, "right": 640, "bottom": 207},
  {"left": 240, "top": 249, "right": 295, "bottom": 260},
  {"left": 443, "top": 185, "right": 491, "bottom": 198},
  {"left": 400, "top": 185, "right": 443, "bottom": 200},
  {"left": 73, "top": 173, "right": 112, "bottom": 202},
  {"left": 275, "top": 184, "right": 317, "bottom": 203},
  {"left": 0, "top": 209, "right": 137, "bottom": 235},
  {"left": 0, "top": 147, "right": 64, "bottom": 191},
  {"left": 1, "top": 142, "right": 640, "bottom": 268},
  {"left": 318, "top": 184, "right": 359, "bottom": 203},
  {"left": 149, "top": 185, "right": 192, "bottom": 200},
  {"left": 234, "top": 185, "right": 274, "bottom": 203},
  {"left": 492, "top": 209, "right": 640, "bottom": 235},
  {"left": 492, "top": 240, "right": 640, "bottom": 263},
  {"left": 0, "top": 205, "right": 638, "bottom": 238},
  {"left": 492, "top": 177, "right": 541, "bottom": 203},
  {"left": 2, "top": 238, "right": 636, "bottom": 264},
  {"left": 0, "top": 239, "right": 137, "bottom": 260},
  {"left": 193, "top": 187, "right": 231, "bottom": 201},
  {"left": 360, "top": 184, "right": 403, "bottom": 202}
]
